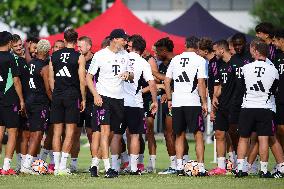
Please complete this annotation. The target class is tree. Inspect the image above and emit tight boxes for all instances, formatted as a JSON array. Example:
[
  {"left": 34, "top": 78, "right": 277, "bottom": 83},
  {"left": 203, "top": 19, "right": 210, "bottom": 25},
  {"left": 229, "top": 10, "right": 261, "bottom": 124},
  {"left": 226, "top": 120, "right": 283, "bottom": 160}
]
[
  {"left": 251, "top": 0, "right": 284, "bottom": 29},
  {"left": 0, "top": 0, "right": 103, "bottom": 37}
]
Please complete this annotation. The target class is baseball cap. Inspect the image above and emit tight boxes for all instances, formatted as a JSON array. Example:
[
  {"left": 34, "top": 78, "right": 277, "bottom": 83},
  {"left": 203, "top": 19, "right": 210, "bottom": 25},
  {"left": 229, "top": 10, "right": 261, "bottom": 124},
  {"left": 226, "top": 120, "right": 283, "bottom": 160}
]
[{"left": 109, "top": 29, "right": 128, "bottom": 40}]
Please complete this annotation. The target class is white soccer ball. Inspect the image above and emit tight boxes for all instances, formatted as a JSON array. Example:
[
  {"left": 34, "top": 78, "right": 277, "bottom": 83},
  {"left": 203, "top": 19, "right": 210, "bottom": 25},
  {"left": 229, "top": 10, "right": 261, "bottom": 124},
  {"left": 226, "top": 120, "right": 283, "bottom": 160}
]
[
  {"left": 184, "top": 160, "right": 199, "bottom": 176},
  {"left": 31, "top": 159, "right": 48, "bottom": 174}
]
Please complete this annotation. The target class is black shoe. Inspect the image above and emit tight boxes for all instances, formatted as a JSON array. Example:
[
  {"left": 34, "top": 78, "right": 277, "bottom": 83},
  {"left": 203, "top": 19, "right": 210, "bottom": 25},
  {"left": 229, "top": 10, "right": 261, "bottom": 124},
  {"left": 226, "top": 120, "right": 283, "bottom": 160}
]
[
  {"left": 259, "top": 171, "right": 272, "bottom": 178},
  {"left": 130, "top": 169, "right": 142, "bottom": 175},
  {"left": 105, "top": 168, "right": 118, "bottom": 178},
  {"left": 272, "top": 171, "right": 284, "bottom": 178},
  {"left": 176, "top": 170, "right": 185, "bottom": 176},
  {"left": 89, "top": 166, "right": 99, "bottom": 177},
  {"left": 197, "top": 171, "right": 208, "bottom": 177},
  {"left": 235, "top": 170, "right": 248, "bottom": 178}
]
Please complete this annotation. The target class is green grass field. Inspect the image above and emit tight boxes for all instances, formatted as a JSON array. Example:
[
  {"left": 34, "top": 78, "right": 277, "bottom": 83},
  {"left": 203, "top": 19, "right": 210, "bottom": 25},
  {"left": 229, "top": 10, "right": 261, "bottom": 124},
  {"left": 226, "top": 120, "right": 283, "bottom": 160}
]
[{"left": 0, "top": 138, "right": 283, "bottom": 189}]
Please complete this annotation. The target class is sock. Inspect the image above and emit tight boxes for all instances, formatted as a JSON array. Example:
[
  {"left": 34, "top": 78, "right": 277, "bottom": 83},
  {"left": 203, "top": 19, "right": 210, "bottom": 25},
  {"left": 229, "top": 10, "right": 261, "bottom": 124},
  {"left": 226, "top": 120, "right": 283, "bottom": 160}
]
[
  {"left": 16, "top": 153, "right": 21, "bottom": 169},
  {"left": 103, "top": 158, "right": 111, "bottom": 171},
  {"left": 260, "top": 161, "right": 268, "bottom": 174},
  {"left": 71, "top": 158, "right": 78, "bottom": 169},
  {"left": 59, "top": 152, "right": 69, "bottom": 170},
  {"left": 148, "top": 155, "right": 156, "bottom": 169},
  {"left": 121, "top": 151, "right": 129, "bottom": 163},
  {"left": 243, "top": 157, "right": 249, "bottom": 172},
  {"left": 21, "top": 154, "right": 26, "bottom": 168},
  {"left": 111, "top": 155, "right": 120, "bottom": 172},
  {"left": 198, "top": 163, "right": 205, "bottom": 173},
  {"left": 217, "top": 157, "right": 226, "bottom": 169},
  {"left": 91, "top": 157, "right": 100, "bottom": 167},
  {"left": 251, "top": 155, "right": 259, "bottom": 170},
  {"left": 228, "top": 151, "right": 237, "bottom": 166},
  {"left": 170, "top": 155, "right": 177, "bottom": 169},
  {"left": 53, "top": 152, "right": 61, "bottom": 170},
  {"left": 23, "top": 154, "right": 34, "bottom": 168},
  {"left": 138, "top": 154, "right": 144, "bottom": 164},
  {"left": 237, "top": 159, "right": 244, "bottom": 172},
  {"left": 277, "top": 162, "right": 284, "bottom": 173},
  {"left": 3, "top": 158, "right": 11, "bottom": 171},
  {"left": 130, "top": 154, "right": 139, "bottom": 172},
  {"left": 183, "top": 155, "right": 189, "bottom": 164},
  {"left": 49, "top": 150, "right": 54, "bottom": 164},
  {"left": 176, "top": 159, "right": 183, "bottom": 171},
  {"left": 40, "top": 148, "right": 49, "bottom": 162}
]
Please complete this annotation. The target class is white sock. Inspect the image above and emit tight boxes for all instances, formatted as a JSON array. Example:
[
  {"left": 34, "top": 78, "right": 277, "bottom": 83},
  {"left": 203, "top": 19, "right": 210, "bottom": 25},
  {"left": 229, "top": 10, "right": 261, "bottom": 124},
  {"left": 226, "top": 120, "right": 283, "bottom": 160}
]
[
  {"left": 103, "top": 158, "right": 111, "bottom": 171},
  {"left": 40, "top": 148, "right": 49, "bottom": 162},
  {"left": 243, "top": 157, "right": 249, "bottom": 172},
  {"left": 23, "top": 154, "right": 34, "bottom": 168},
  {"left": 176, "top": 159, "right": 183, "bottom": 171},
  {"left": 53, "top": 152, "right": 61, "bottom": 170},
  {"left": 217, "top": 157, "right": 226, "bottom": 169},
  {"left": 237, "top": 159, "right": 244, "bottom": 172},
  {"left": 183, "top": 155, "right": 189, "bottom": 164},
  {"left": 277, "top": 162, "right": 284, "bottom": 173},
  {"left": 71, "top": 158, "right": 78, "bottom": 169},
  {"left": 260, "top": 161, "right": 268, "bottom": 174},
  {"left": 111, "top": 155, "right": 120, "bottom": 172},
  {"left": 121, "top": 151, "right": 129, "bottom": 163},
  {"left": 21, "top": 154, "right": 26, "bottom": 167},
  {"left": 91, "top": 157, "right": 100, "bottom": 167},
  {"left": 59, "top": 152, "right": 69, "bottom": 170},
  {"left": 138, "top": 154, "right": 144, "bottom": 164},
  {"left": 130, "top": 154, "right": 139, "bottom": 172},
  {"left": 3, "top": 158, "right": 11, "bottom": 171},
  {"left": 198, "top": 163, "right": 205, "bottom": 173},
  {"left": 148, "top": 155, "right": 156, "bottom": 169},
  {"left": 49, "top": 150, "right": 54, "bottom": 164},
  {"left": 228, "top": 151, "right": 237, "bottom": 166},
  {"left": 170, "top": 155, "right": 177, "bottom": 169}
]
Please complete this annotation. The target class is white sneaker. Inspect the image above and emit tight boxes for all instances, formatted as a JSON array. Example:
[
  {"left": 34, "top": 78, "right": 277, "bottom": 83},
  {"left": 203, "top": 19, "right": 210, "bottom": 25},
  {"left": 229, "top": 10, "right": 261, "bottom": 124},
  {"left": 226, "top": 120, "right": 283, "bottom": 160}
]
[
  {"left": 54, "top": 168, "right": 72, "bottom": 176},
  {"left": 70, "top": 165, "right": 78, "bottom": 173},
  {"left": 142, "top": 167, "right": 156, "bottom": 174},
  {"left": 271, "top": 164, "right": 278, "bottom": 174},
  {"left": 20, "top": 166, "right": 38, "bottom": 175}
]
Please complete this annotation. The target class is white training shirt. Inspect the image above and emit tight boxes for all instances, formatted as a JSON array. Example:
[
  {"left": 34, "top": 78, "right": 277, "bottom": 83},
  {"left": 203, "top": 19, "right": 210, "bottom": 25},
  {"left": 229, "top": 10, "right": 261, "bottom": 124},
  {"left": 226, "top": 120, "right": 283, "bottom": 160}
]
[
  {"left": 88, "top": 47, "right": 132, "bottom": 99},
  {"left": 124, "top": 52, "right": 154, "bottom": 108},
  {"left": 166, "top": 51, "right": 208, "bottom": 107},
  {"left": 241, "top": 60, "right": 279, "bottom": 111}
]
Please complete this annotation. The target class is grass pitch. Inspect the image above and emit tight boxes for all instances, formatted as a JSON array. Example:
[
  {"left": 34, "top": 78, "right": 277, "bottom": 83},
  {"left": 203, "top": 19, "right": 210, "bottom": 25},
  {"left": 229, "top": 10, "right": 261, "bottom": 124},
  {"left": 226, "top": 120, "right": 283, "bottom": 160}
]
[{"left": 0, "top": 139, "right": 283, "bottom": 189}]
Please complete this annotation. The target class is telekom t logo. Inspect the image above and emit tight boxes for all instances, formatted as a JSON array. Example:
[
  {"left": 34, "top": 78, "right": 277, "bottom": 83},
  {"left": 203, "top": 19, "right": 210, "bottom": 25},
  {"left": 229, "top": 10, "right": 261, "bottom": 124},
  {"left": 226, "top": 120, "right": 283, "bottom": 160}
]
[{"left": 60, "top": 53, "right": 70, "bottom": 63}]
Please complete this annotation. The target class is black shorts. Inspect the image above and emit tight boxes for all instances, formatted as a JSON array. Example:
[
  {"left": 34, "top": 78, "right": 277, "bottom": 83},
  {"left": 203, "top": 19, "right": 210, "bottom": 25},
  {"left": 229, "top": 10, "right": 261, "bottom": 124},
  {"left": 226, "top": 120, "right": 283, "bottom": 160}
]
[
  {"left": 19, "top": 116, "right": 29, "bottom": 131},
  {"left": 0, "top": 104, "right": 20, "bottom": 128},
  {"left": 162, "top": 102, "right": 172, "bottom": 117},
  {"left": 143, "top": 98, "right": 156, "bottom": 118},
  {"left": 26, "top": 104, "right": 49, "bottom": 132},
  {"left": 78, "top": 102, "right": 93, "bottom": 128},
  {"left": 119, "top": 107, "right": 145, "bottom": 135},
  {"left": 50, "top": 97, "right": 80, "bottom": 124},
  {"left": 276, "top": 104, "right": 284, "bottom": 125},
  {"left": 229, "top": 106, "right": 241, "bottom": 125},
  {"left": 239, "top": 108, "right": 276, "bottom": 137},
  {"left": 214, "top": 109, "right": 229, "bottom": 132},
  {"left": 172, "top": 106, "right": 205, "bottom": 134},
  {"left": 96, "top": 96, "right": 124, "bottom": 134}
]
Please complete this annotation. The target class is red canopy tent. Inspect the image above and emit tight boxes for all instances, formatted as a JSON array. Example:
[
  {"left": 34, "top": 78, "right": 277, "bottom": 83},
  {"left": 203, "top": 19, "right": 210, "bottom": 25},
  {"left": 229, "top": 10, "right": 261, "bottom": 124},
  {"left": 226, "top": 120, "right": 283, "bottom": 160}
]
[{"left": 45, "top": 0, "right": 185, "bottom": 54}]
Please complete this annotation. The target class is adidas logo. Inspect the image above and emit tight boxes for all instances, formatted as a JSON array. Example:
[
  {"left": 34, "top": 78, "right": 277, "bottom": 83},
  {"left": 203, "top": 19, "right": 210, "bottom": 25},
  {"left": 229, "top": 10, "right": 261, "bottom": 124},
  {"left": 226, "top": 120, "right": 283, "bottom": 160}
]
[
  {"left": 0, "top": 75, "right": 3, "bottom": 82},
  {"left": 175, "top": 71, "right": 190, "bottom": 82},
  {"left": 250, "top": 80, "right": 265, "bottom": 92},
  {"left": 56, "top": 66, "right": 71, "bottom": 77}
]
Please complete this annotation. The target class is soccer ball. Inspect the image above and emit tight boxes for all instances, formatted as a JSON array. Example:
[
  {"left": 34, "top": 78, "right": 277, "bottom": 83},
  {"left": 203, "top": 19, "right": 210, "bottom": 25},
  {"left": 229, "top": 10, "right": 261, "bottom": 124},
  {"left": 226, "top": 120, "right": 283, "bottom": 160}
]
[
  {"left": 184, "top": 160, "right": 199, "bottom": 176},
  {"left": 32, "top": 159, "right": 48, "bottom": 174},
  {"left": 225, "top": 159, "right": 233, "bottom": 171}
]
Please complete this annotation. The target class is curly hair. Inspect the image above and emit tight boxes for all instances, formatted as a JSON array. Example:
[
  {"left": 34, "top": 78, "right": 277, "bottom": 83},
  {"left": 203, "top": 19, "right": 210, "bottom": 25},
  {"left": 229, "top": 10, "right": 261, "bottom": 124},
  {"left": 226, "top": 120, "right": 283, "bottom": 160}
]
[{"left": 37, "top": 39, "right": 51, "bottom": 54}]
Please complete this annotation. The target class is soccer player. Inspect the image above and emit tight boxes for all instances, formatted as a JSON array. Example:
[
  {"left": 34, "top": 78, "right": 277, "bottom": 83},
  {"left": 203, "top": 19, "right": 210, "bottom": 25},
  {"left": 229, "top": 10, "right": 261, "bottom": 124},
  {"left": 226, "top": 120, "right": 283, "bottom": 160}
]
[
  {"left": 165, "top": 36, "right": 208, "bottom": 176},
  {"left": 11, "top": 34, "right": 31, "bottom": 172},
  {"left": 209, "top": 40, "right": 236, "bottom": 175},
  {"left": 70, "top": 36, "right": 94, "bottom": 173},
  {"left": 0, "top": 31, "right": 25, "bottom": 175},
  {"left": 20, "top": 39, "right": 52, "bottom": 174},
  {"left": 236, "top": 38, "right": 284, "bottom": 178},
  {"left": 49, "top": 28, "right": 86, "bottom": 175},
  {"left": 273, "top": 29, "right": 284, "bottom": 152},
  {"left": 52, "top": 40, "right": 65, "bottom": 53},
  {"left": 25, "top": 36, "right": 39, "bottom": 63},
  {"left": 255, "top": 22, "right": 276, "bottom": 62},
  {"left": 119, "top": 34, "right": 158, "bottom": 175},
  {"left": 87, "top": 29, "right": 133, "bottom": 178}
]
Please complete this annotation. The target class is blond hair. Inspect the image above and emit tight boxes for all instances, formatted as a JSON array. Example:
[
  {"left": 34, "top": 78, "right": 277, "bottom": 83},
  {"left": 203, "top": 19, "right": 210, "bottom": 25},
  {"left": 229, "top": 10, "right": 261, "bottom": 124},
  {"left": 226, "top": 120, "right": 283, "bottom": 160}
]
[{"left": 37, "top": 39, "right": 51, "bottom": 54}]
